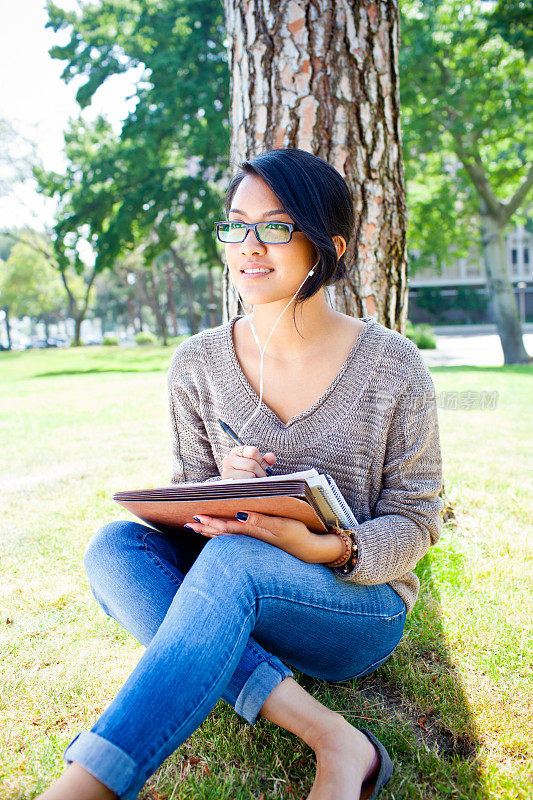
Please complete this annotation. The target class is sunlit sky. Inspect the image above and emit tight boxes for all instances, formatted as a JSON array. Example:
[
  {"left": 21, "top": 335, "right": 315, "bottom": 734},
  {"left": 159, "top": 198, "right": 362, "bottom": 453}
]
[{"left": 0, "top": 0, "right": 139, "bottom": 230}]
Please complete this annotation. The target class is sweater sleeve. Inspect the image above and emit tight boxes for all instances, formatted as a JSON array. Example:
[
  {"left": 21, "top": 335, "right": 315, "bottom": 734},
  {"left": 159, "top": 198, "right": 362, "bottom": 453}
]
[
  {"left": 167, "top": 375, "right": 220, "bottom": 484},
  {"left": 333, "top": 372, "right": 443, "bottom": 585}
]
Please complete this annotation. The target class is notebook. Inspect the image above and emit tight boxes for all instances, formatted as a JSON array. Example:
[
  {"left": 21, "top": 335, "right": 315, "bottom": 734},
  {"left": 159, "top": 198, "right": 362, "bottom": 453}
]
[{"left": 113, "top": 469, "right": 359, "bottom": 535}]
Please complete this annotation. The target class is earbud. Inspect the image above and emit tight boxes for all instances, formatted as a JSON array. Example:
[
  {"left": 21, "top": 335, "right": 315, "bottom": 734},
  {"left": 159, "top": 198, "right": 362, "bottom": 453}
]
[{"left": 308, "top": 258, "right": 319, "bottom": 277}]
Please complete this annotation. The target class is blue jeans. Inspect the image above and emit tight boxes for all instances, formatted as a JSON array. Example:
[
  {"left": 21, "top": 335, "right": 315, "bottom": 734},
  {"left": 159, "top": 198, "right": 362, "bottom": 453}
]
[{"left": 64, "top": 521, "right": 406, "bottom": 799}]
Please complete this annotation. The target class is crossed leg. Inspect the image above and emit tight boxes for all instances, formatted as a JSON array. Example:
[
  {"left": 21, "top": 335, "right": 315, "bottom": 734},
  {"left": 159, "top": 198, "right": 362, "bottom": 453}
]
[{"left": 37, "top": 522, "right": 405, "bottom": 799}]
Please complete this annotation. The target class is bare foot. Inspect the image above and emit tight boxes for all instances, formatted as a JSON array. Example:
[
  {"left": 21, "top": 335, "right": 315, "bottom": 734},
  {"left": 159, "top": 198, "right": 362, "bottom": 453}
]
[
  {"left": 36, "top": 762, "right": 116, "bottom": 800},
  {"left": 306, "top": 717, "right": 379, "bottom": 800}
]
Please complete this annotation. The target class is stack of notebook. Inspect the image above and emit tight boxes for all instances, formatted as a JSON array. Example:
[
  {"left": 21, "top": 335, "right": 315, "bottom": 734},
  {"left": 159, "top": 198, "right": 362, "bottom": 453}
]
[{"left": 114, "top": 469, "right": 358, "bottom": 535}]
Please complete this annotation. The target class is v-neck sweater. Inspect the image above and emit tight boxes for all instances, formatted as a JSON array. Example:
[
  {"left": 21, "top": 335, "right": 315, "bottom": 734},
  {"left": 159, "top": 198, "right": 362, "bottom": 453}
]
[{"left": 167, "top": 314, "right": 444, "bottom": 613}]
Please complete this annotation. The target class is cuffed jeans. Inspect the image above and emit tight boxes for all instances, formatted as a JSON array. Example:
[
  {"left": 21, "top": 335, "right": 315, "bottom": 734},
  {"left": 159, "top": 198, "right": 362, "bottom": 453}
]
[{"left": 64, "top": 521, "right": 406, "bottom": 799}]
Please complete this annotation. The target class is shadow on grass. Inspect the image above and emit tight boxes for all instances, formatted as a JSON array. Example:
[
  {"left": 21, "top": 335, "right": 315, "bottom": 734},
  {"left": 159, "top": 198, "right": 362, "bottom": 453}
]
[
  {"left": 33, "top": 367, "right": 165, "bottom": 377},
  {"left": 296, "top": 547, "right": 488, "bottom": 799},
  {"left": 136, "top": 532, "right": 489, "bottom": 800},
  {"left": 31, "top": 361, "right": 533, "bottom": 380},
  {"left": 13, "top": 528, "right": 487, "bottom": 800}
]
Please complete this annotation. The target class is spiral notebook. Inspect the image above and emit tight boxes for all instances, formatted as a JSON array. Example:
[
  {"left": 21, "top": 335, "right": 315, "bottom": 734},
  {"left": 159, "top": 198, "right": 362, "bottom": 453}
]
[{"left": 113, "top": 469, "right": 358, "bottom": 535}]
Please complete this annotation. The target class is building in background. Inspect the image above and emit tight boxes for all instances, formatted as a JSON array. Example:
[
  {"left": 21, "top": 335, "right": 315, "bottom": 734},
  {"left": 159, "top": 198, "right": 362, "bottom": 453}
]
[{"left": 408, "top": 225, "right": 532, "bottom": 326}]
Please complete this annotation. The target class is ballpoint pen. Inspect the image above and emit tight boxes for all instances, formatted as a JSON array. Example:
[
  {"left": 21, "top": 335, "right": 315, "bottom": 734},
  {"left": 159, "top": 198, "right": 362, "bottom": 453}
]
[{"left": 216, "top": 418, "right": 274, "bottom": 475}]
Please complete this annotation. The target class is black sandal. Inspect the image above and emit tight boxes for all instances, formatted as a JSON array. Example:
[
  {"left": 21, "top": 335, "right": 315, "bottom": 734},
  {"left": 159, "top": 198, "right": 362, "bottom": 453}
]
[{"left": 358, "top": 728, "right": 394, "bottom": 800}]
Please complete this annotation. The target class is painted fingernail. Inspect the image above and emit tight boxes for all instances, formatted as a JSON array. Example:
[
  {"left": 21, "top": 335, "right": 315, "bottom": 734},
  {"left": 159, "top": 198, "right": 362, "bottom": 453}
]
[
  {"left": 184, "top": 524, "right": 195, "bottom": 529},
  {"left": 235, "top": 512, "right": 248, "bottom": 521},
  {"left": 265, "top": 466, "right": 273, "bottom": 476},
  {"left": 193, "top": 516, "right": 201, "bottom": 522}
]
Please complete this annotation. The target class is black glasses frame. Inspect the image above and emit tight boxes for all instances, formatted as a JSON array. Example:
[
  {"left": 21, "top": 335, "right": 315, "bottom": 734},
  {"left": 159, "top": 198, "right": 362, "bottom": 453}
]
[{"left": 214, "top": 220, "right": 301, "bottom": 244}]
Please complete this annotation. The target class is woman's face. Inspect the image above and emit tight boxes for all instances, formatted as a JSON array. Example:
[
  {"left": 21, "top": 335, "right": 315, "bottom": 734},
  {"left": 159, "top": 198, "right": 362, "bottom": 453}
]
[{"left": 224, "top": 173, "right": 318, "bottom": 307}]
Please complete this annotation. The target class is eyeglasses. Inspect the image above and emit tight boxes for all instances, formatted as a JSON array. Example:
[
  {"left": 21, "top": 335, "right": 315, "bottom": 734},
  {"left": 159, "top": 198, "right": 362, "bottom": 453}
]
[{"left": 214, "top": 220, "right": 301, "bottom": 244}]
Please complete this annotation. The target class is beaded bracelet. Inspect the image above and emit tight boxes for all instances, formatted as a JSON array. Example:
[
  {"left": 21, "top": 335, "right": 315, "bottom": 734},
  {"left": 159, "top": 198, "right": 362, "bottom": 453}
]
[
  {"left": 334, "top": 528, "right": 359, "bottom": 574},
  {"left": 324, "top": 525, "right": 356, "bottom": 568}
]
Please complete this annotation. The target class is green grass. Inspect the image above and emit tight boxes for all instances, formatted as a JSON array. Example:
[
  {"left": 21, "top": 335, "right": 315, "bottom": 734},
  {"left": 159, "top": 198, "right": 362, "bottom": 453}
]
[{"left": 0, "top": 347, "right": 531, "bottom": 799}]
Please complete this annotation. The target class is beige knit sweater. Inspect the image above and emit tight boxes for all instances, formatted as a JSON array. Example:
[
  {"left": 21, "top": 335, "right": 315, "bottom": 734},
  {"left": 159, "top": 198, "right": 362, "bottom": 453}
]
[{"left": 167, "top": 314, "right": 444, "bottom": 613}]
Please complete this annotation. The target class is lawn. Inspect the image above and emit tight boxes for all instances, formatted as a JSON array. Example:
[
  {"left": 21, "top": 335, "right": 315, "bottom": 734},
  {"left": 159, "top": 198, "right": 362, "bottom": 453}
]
[{"left": 0, "top": 345, "right": 531, "bottom": 799}]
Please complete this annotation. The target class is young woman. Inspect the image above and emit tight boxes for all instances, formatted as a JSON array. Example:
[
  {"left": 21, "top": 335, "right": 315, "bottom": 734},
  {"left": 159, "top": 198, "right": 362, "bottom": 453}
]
[{"left": 39, "top": 148, "right": 443, "bottom": 800}]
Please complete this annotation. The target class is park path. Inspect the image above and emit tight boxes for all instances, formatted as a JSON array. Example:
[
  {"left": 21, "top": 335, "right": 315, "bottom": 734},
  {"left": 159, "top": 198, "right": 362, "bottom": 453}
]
[{"left": 419, "top": 323, "right": 533, "bottom": 367}]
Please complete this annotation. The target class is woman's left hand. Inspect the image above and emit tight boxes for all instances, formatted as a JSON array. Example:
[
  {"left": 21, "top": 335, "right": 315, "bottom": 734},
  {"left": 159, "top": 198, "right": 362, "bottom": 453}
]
[{"left": 184, "top": 511, "right": 332, "bottom": 564}]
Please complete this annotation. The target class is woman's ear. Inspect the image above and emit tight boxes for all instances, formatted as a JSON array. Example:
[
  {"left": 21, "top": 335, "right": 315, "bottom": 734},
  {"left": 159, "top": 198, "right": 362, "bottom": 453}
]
[{"left": 333, "top": 235, "right": 347, "bottom": 261}]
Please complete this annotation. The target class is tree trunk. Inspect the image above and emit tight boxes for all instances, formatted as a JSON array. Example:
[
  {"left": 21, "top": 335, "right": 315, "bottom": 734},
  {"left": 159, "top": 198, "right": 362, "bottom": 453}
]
[
  {"left": 479, "top": 202, "right": 530, "bottom": 364},
  {"left": 164, "top": 262, "right": 179, "bottom": 337},
  {"left": 135, "top": 267, "right": 168, "bottom": 344},
  {"left": 223, "top": 0, "right": 408, "bottom": 329},
  {"left": 150, "top": 263, "right": 169, "bottom": 345},
  {"left": 168, "top": 246, "right": 202, "bottom": 335},
  {"left": 59, "top": 267, "right": 97, "bottom": 347},
  {"left": 126, "top": 292, "right": 139, "bottom": 333},
  {"left": 73, "top": 315, "right": 82, "bottom": 347},
  {"left": 207, "top": 266, "right": 219, "bottom": 328},
  {"left": 3, "top": 307, "right": 12, "bottom": 350}
]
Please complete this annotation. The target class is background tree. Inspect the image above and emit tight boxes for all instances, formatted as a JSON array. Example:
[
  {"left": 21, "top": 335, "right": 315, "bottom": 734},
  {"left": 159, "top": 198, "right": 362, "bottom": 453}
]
[
  {"left": 400, "top": 0, "right": 532, "bottom": 364},
  {"left": 7, "top": 227, "right": 97, "bottom": 347},
  {"left": 44, "top": 0, "right": 229, "bottom": 328},
  {"left": 91, "top": 228, "right": 220, "bottom": 341},
  {"left": 92, "top": 269, "right": 138, "bottom": 337},
  {"left": 223, "top": 0, "right": 408, "bottom": 329},
  {"left": 0, "top": 239, "right": 65, "bottom": 348}
]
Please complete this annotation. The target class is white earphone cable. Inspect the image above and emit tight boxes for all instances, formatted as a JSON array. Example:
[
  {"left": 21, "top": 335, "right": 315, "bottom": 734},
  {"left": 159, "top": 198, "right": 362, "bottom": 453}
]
[{"left": 229, "top": 261, "right": 318, "bottom": 436}]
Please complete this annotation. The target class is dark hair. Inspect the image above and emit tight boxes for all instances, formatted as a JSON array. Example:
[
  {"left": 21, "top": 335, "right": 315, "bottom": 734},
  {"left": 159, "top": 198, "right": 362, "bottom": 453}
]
[{"left": 224, "top": 148, "right": 354, "bottom": 316}]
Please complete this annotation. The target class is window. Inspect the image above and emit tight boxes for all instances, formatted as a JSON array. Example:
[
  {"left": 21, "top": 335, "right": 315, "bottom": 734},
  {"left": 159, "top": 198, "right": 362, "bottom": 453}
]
[
  {"left": 511, "top": 248, "right": 518, "bottom": 265},
  {"left": 524, "top": 248, "right": 530, "bottom": 266}
]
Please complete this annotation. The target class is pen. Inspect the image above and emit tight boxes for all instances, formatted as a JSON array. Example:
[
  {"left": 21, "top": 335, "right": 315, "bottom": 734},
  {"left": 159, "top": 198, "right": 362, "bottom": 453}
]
[{"left": 216, "top": 418, "right": 274, "bottom": 476}]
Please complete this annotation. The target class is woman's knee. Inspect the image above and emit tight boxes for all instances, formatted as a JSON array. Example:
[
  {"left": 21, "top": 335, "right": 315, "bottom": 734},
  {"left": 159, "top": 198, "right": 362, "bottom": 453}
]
[
  {"left": 84, "top": 520, "right": 147, "bottom": 585},
  {"left": 191, "top": 534, "right": 281, "bottom": 587}
]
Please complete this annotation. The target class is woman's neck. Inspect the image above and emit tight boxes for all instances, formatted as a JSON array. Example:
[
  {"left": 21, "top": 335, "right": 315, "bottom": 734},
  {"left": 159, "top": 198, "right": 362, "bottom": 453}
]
[{"left": 244, "top": 290, "right": 340, "bottom": 361}]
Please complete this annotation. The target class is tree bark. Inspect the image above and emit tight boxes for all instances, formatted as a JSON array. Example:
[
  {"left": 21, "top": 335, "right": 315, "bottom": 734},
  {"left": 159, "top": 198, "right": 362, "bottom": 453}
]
[
  {"left": 451, "top": 136, "right": 532, "bottom": 364},
  {"left": 73, "top": 316, "right": 82, "bottom": 347},
  {"left": 479, "top": 201, "right": 530, "bottom": 364},
  {"left": 164, "top": 262, "right": 179, "bottom": 337},
  {"left": 149, "top": 262, "right": 169, "bottom": 345},
  {"left": 126, "top": 292, "right": 139, "bottom": 333},
  {"left": 168, "top": 246, "right": 203, "bottom": 335},
  {"left": 3, "top": 306, "right": 12, "bottom": 350},
  {"left": 207, "top": 266, "right": 219, "bottom": 328},
  {"left": 223, "top": 0, "right": 408, "bottom": 330},
  {"left": 59, "top": 267, "right": 97, "bottom": 346}
]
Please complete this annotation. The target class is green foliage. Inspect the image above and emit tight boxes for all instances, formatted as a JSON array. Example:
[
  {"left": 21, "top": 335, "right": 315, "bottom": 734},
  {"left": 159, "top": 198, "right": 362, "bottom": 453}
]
[
  {"left": 92, "top": 266, "right": 135, "bottom": 332},
  {"left": 485, "top": 0, "right": 533, "bottom": 58},
  {"left": 414, "top": 286, "right": 489, "bottom": 324},
  {"left": 42, "top": 0, "right": 230, "bottom": 271},
  {"left": 0, "top": 228, "right": 23, "bottom": 261},
  {"left": 103, "top": 334, "right": 119, "bottom": 345},
  {"left": 405, "top": 320, "right": 437, "bottom": 348},
  {"left": 134, "top": 330, "right": 157, "bottom": 345},
  {"left": 400, "top": 0, "right": 533, "bottom": 269},
  {"left": 0, "top": 239, "right": 64, "bottom": 320},
  {"left": 34, "top": 117, "right": 116, "bottom": 273},
  {"left": 455, "top": 285, "right": 489, "bottom": 316}
]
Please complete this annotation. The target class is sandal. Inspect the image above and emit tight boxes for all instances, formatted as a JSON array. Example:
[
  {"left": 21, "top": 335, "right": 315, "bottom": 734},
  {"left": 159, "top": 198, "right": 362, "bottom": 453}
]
[{"left": 358, "top": 728, "right": 394, "bottom": 800}]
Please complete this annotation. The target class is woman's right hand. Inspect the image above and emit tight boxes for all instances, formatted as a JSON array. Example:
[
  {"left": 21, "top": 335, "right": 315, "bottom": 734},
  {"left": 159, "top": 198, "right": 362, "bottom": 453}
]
[{"left": 221, "top": 445, "right": 276, "bottom": 480}]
